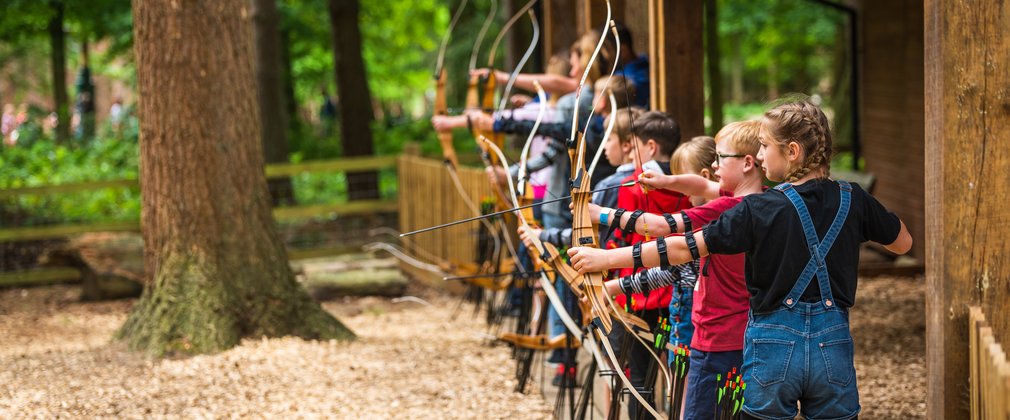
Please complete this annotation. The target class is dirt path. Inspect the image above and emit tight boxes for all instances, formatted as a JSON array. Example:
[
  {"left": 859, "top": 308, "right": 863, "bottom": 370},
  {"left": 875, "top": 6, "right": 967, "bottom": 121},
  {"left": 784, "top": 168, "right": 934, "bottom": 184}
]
[
  {"left": 0, "top": 274, "right": 925, "bottom": 419},
  {"left": 0, "top": 286, "right": 552, "bottom": 419}
]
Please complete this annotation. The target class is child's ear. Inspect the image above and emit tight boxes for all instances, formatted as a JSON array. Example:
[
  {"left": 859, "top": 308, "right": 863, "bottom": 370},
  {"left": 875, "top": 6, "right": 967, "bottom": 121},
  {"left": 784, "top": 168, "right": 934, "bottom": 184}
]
[
  {"left": 699, "top": 168, "right": 712, "bottom": 180},
  {"left": 787, "top": 141, "right": 802, "bottom": 162}
]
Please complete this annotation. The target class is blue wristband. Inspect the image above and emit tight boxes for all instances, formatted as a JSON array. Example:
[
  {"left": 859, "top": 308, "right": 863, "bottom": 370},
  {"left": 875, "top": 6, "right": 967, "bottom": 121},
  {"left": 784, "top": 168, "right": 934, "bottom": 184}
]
[{"left": 600, "top": 209, "right": 609, "bottom": 225}]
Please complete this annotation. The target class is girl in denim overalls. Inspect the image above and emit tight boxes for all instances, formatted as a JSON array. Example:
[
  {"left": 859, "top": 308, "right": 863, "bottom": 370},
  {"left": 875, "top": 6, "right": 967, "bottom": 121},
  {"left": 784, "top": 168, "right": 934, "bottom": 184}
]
[{"left": 567, "top": 99, "right": 913, "bottom": 420}]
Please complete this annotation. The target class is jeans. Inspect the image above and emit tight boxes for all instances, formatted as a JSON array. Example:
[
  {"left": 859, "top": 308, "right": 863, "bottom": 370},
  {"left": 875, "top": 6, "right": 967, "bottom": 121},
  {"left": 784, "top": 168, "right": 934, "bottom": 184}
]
[
  {"left": 682, "top": 348, "right": 743, "bottom": 420},
  {"left": 668, "top": 285, "right": 694, "bottom": 361},
  {"left": 741, "top": 303, "right": 860, "bottom": 420}
]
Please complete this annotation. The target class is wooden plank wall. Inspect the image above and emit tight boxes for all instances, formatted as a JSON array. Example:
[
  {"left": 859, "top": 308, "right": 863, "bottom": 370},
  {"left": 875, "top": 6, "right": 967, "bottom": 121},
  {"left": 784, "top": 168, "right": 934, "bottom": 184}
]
[
  {"left": 859, "top": 0, "right": 925, "bottom": 261},
  {"left": 969, "top": 307, "right": 1010, "bottom": 419},
  {"left": 397, "top": 155, "right": 496, "bottom": 268},
  {"left": 649, "top": 0, "right": 705, "bottom": 138},
  {"left": 925, "top": 0, "right": 1010, "bottom": 417}
]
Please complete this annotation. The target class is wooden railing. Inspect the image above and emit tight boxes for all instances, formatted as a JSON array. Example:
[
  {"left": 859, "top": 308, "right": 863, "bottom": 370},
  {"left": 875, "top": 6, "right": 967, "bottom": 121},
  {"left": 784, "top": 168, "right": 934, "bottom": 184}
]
[
  {"left": 397, "top": 154, "right": 496, "bottom": 269},
  {"left": 969, "top": 306, "right": 1010, "bottom": 419},
  {"left": 0, "top": 155, "right": 398, "bottom": 242},
  {"left": 0, "top": 156, "right": 399, "bottom": 286}
]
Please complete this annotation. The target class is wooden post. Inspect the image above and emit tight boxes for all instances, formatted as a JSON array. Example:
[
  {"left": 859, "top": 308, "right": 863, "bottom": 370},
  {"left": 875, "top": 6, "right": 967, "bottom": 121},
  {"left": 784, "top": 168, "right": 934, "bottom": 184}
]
[
  {"left": 925, "top": 0, "right": 1010, "bottom": 418},
  {"left": 648, "top": 0, "right": 704, "bottom": 138},
  {"left": 543, "top": 0, "right": 578, "bottom": 62}
]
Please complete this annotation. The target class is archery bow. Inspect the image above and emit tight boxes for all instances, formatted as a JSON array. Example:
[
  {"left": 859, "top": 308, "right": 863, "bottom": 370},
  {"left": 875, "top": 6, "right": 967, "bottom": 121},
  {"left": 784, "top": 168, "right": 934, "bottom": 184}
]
[{"left": 565, "top": 2, "right": 663, "bottom": 415}]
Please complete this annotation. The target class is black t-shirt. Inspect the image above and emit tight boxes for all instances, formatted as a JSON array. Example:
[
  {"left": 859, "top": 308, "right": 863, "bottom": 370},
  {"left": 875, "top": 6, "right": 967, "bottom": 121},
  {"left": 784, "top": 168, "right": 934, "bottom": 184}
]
[{"left": 702, "top": 179, "right": 901, "bottom": 313}]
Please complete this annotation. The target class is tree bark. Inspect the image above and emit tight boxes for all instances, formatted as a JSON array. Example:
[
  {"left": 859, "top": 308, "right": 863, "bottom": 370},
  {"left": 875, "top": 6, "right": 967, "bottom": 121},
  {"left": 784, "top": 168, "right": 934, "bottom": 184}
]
[
  {"left": 704, "top": 0, "right": 722, "bottom": 134},
  {"left": 328, "top": 0, "right": 378, "bottom": 200},
  {"left": 730, "top": 34, "right": 743, "bottom": 104},
  {"left": 120, "top": 0, "right": 354, "bottom": 356},
  {"left": 48, "top": 0, "right": 69, "bottom": 143},
  {"left": 251, "top": 0, "right": 295, "bottom": 206}
]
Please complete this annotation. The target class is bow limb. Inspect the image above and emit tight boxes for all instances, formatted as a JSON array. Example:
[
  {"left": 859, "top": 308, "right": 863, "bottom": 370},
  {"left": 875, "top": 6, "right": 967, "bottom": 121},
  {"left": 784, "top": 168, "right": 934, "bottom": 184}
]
[
  {"left": 497, "top": 7, "right": 539, "bottom": 113},
  {"left": 468, "top": 0, "right": 498, "bottom": 73}
]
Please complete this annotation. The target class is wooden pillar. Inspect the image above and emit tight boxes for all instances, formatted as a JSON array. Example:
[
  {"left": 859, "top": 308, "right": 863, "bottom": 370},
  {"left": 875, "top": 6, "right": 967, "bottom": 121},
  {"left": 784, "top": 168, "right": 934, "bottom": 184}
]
[
  {"left": 578, "top": 0, "right": 625, "bottom": 34},
  {"left": 925, "top": 0, "right": 1010, "bottom": 418},
  {"left": 543, "top": 0, "right": 578, "bottom": 60},
  {"left": 649, "top": 0, "right": 704, "bottom": 138}
]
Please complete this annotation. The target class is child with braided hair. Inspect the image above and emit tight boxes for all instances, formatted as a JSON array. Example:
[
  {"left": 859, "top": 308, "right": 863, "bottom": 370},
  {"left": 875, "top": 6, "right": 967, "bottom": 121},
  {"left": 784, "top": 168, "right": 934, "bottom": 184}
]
[{"left": 569, "top": 99, "right": 913, "bottom": 420}]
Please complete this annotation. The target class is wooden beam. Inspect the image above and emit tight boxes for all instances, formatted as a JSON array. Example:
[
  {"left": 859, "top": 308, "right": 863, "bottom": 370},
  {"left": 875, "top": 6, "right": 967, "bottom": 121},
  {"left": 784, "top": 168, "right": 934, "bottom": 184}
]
[
  {"left": 542, "top": 0, "right": 578, "bottom": 62},
  {"left": 925, "top": 0, "right": 1010, "bottom": 418},
  {"left": 650, "top": 0, "right": 704, "bottom": 138}
]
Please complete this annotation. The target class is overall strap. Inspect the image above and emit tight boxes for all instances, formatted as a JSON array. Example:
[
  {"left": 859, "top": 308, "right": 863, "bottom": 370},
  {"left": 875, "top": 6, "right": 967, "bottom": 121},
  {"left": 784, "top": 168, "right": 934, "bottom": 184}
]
[{"left": 775, "top": 181, "right": 853, "bottom": 309}]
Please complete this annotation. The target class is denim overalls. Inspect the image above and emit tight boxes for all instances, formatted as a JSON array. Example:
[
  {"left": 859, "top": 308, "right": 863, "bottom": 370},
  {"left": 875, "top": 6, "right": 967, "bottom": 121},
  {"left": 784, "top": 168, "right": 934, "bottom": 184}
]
[{"left": 741, "top": 180, "right": 860, "bottom": 420}]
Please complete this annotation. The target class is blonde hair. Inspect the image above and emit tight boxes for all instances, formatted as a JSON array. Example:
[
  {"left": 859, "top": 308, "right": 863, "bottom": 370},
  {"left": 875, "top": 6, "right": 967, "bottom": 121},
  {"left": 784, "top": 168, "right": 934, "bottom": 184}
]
[
  {"left": 761, "top": 99, "right": 832, "bottom": 182},
  {"left": 715, "top": 120, "right": 763, "bottom": 163},
  {"left": 546, "top": 52, "right": 571, "bottom": 76},
  {"left": 671, "top": 136, "right": 717, "bottom": 179},
  {"left": 604, "top": 107, "right": 645, "bottom": 145},
  {"left": 594, "top": 75, "right": 635, "bottom": 109},
  {"left": 570, "top": 30, "right": 602, "bottom": 84}
]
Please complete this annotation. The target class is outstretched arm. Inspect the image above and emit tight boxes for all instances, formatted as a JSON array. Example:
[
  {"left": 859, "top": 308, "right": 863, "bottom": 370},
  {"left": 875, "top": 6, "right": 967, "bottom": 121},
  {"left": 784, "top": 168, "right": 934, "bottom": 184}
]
[
  {"left": 639, "top": 171, "right": 721, "bottom": 199},
  {"left": 472, "top": 68, "right": 578, "bottom": 96},
  {"left": 568, "top": 230, "right": 708, "bottom": 274},
  {"left": 586, "top": 202, "right": 685, "bottom": 237}
]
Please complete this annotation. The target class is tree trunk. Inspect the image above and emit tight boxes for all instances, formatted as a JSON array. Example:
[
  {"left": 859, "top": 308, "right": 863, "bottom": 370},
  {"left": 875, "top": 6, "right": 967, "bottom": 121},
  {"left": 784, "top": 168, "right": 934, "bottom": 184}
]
[
  {"left": 280, "top": 27, "right": 305, "bottom": 149},
  {"left": 328, "top": 0, "right": 378, "bottom": 200},
  {"left": 48, "top": 0, "right": 69, "bottom": 143},
  {"left": 251, "top": 0, "right": 295, "bottom": 206},
  {"left": 730, "top": 34, "right": 743, "bottom": 104},
  {"left": 704, "top": 0, "right": 722, "bottom": 134},
  {"left": 119, "top": 0, "right": 354, "bottom": 356}
]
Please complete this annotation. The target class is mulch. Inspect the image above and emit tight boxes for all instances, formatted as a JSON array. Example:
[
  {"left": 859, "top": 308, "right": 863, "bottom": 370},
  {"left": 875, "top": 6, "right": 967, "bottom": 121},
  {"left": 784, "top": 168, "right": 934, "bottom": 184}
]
[{"left": 0, "top": 274, "right": 925, "bottom": 419}]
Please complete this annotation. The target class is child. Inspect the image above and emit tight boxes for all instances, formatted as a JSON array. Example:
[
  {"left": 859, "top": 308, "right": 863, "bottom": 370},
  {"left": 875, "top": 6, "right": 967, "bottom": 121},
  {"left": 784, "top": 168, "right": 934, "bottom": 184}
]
[
  {"left": 592, "top": 121, "right": 764, "bottom": 420},
  {"left": 569, "top": 100, "right": 913, "bottom": 420},
  {"left": 604, "top": 111, "right": 690, "bottom": 419}
]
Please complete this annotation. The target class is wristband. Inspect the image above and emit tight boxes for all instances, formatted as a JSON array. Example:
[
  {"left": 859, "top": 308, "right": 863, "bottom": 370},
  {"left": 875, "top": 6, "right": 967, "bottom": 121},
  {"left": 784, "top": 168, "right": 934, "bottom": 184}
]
[
  {"left": 603, "top": 208, "right": 627, "bottom": 242},
  {"left": 632, "top": 242, "right": 644, "bottom": 271},
  {"left": 599, "top": 207, "right": 613, "bottom": 225},
  {"left": 656, "top": 237, "right": 671, "bottom": 269}
]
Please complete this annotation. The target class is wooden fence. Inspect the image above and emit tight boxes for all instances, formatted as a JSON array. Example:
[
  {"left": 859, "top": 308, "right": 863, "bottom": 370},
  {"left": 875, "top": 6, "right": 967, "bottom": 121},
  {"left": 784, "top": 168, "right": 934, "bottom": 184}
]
[
  {"left": 1, "top": 156, "right": 399, "bottom": 286},
  {"left": 970, "top": 306, "right": 1010, "bottom": 419},
  {"left": 397, "top": 154, "right": 499, "bottom": 270}
]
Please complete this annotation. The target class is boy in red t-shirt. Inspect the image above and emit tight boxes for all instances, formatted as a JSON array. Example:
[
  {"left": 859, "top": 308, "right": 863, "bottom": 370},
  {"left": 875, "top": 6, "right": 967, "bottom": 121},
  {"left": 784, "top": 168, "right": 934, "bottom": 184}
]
[
  {"left": 601, "top": 111, "right": 690, "bottom": 418},
  {"left": 591, "top": 120, "right": 765, "bottom": 420}
]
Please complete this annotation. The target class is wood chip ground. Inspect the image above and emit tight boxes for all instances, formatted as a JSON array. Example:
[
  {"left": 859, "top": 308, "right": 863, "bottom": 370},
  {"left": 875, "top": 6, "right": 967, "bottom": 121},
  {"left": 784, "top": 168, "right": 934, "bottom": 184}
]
[{"left": 0, "top": 274, "right": 925, "bottom": 419}]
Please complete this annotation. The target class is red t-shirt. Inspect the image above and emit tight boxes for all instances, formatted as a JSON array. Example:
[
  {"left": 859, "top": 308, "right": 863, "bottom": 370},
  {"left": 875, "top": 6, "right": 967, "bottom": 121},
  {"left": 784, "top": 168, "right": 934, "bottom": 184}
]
[
  {"left": 612, "top": 171, "right": 693, "bottom": 311},
  {"left": 683, "top": 195, "right": 750, "bottom": 352}
]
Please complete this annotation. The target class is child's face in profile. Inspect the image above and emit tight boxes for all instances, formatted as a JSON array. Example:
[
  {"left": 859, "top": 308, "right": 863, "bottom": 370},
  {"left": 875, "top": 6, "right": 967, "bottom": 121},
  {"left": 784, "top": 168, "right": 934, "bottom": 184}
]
[
  {"left": 713, "top": 142, "right": 746, "bottom": 192},
  {"left": 603, "top": 131, "right": 627, "bottom": 167},
  {"left": 756, "top": 125, "right": 787, "bottom": 182}
]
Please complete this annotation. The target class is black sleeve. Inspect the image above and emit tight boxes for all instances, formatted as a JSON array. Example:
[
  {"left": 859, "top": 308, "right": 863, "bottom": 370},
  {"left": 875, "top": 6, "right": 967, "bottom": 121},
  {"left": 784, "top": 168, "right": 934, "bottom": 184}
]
[
  {"left": 496, "top": 118, "right": 571, "bottom": 142},
  {"left": 701, "top": 198, "right": 754, "bottom": 255},
  {"left": 857, "top": 185, "right": 901, "bottom": 245},
  {"left": 539, "top": 227, "right": 572, "bottom": 247}
]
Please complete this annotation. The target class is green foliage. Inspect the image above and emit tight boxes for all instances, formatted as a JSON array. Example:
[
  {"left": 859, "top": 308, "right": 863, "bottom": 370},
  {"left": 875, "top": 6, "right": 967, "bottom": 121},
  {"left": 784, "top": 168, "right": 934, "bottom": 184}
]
[{"left": 0, "top": 137, "right": 140, "bottom": 226}]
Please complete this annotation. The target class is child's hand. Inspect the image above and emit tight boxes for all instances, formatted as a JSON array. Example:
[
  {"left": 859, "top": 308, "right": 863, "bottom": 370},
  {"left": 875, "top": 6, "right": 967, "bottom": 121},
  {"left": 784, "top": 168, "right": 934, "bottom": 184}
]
[
  {"left": 510, "top": 94, "right": 533, "bottom": 107},
  {"left": 637, "top": 170, "right": 669, "bottom": 191},
  {"left": 517, "top": 225, "right": 542, "bottom": 249},
  {"left": 567, "top": 246, "right": 611, "bottom": 274},
  {"left": 485, "top": 166, "right": 508, "bottom": 187}
]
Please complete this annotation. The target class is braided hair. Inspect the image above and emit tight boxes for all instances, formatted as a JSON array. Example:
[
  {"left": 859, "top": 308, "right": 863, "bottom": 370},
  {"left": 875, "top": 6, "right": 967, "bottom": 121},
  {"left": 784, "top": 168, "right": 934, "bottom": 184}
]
[{"left": 761, "top": 99, "right": 833, "bottom": 183}]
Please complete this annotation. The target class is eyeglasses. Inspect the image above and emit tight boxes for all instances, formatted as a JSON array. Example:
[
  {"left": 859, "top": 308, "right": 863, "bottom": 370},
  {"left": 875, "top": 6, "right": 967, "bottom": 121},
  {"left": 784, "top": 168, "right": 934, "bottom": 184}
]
[{"left": 715, "top": 153, "right": 747, "bottom": 165}]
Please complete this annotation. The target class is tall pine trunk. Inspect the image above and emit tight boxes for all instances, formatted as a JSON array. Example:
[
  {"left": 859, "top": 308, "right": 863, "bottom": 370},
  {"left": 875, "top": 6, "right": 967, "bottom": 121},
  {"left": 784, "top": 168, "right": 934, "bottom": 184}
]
[
  {"left": 328, "top": 0, "right": 378, "bottom": 200},
  {"left": 119, "top": 0, "right": 354, "bottom": 356},
  {"left": 704, "top": 0, "right": 722, "bottom": 134},
  {"left": 251, "top": 0, "right": 295, "bottom": 206},
  {"left": 48, "top": 0, "right": 69, "bottom": 143}
]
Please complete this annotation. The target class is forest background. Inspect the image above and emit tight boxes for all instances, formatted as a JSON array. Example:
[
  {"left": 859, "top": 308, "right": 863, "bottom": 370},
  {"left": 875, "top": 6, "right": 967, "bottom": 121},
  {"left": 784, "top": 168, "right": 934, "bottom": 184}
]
[{"left": 0, "top": 0, "right": 853, "bottom": 229}]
